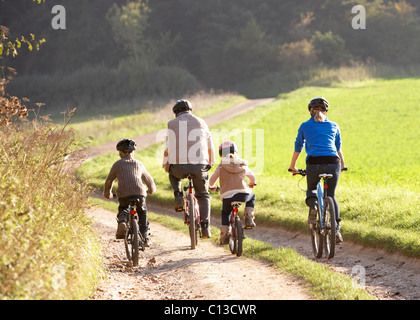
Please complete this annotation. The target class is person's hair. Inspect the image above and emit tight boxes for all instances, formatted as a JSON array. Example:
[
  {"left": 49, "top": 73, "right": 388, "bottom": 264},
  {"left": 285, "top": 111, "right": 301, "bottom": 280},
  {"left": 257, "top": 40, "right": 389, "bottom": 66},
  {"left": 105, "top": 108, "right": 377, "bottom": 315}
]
[{"left": 314, "top": 109, "right": 327, "bottom": 122}]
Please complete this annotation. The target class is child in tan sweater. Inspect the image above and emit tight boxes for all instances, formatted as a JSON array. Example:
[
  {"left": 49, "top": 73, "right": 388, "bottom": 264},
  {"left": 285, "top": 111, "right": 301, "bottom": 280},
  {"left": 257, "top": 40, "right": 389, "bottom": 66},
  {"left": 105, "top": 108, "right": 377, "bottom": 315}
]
[
  {"left": 209, "top": 141, "right": 256, "bottom": 245},
  {"left": 104, "top": 139, "right": 156, "bottom": 244}
]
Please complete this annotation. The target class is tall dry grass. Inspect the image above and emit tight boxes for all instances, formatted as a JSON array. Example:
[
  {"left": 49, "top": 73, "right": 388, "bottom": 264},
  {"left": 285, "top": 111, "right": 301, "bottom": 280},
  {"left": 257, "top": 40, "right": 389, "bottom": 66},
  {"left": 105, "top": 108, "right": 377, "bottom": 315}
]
[{"left": 0, "top": 111, "right": 103, "bottom": 299}]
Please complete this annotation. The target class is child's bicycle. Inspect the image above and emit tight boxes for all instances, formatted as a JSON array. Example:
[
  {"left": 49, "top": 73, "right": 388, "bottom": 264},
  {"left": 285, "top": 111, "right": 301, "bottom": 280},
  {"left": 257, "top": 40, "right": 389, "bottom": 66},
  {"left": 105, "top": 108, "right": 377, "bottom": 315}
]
[
  {"left": 113, "top": 194, "right": 145, "bottom": 267},
  {"left": 228, "top": 201, "right": 246, "bottom": 257},
  {"left": 179, "top": 174, "right": 202, "bottom": 250},
  {"left": 212, "top": 187, "right": 253, "bottom": 257},
  {"left": 289, "top": 169, "right": 345, "bottom": 259}
]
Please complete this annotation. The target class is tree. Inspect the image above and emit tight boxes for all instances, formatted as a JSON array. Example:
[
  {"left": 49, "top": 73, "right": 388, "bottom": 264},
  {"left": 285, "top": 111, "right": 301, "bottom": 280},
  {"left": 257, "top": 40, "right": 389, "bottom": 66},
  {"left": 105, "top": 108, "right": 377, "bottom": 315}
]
[
  {"left": 312, "top": 31, "right": 352, "bottom": 66},
  {"left": 106, "top": 0, "right": 151, "bottom": 62}
]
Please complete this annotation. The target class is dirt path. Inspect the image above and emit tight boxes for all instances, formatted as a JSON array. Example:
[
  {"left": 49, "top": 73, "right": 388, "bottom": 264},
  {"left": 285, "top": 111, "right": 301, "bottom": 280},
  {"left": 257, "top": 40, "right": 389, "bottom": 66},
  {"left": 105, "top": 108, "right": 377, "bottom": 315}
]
[
  {"left": 85, "top": 98, "right": 420, "bottom": 300},
  {"left": 88, "top": 206, "right": 312, "bottom": 300}
]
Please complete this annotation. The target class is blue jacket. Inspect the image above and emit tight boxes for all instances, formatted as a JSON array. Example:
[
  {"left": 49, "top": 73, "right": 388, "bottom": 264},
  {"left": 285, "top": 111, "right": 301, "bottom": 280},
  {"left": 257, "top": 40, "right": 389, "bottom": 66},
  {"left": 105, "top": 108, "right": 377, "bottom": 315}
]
[{"left": 294, "top": 116, "right": 342, "bottom": 160}]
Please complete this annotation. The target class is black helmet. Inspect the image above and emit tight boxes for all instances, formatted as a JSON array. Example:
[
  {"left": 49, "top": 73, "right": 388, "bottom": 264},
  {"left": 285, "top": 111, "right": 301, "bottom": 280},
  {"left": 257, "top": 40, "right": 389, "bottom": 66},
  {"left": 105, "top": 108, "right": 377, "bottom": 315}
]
[
  {"left": 173, "top": 99, "right": 192, "bottom": 115},
  {"left": 219, "top": 140, "right": 238, "bottom": 157},
  {"left": 308, "top": 97, "right": 329, "bottom": 111},
  {"left": 116, "top": 138, "right": 136, "bottom": 152}
]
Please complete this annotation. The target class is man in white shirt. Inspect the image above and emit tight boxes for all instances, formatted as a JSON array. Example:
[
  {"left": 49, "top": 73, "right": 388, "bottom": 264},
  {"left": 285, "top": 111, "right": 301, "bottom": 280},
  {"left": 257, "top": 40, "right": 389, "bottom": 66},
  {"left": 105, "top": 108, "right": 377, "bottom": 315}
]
[{"left": 163, "top": 99, "right": 215, "bottom": 238}]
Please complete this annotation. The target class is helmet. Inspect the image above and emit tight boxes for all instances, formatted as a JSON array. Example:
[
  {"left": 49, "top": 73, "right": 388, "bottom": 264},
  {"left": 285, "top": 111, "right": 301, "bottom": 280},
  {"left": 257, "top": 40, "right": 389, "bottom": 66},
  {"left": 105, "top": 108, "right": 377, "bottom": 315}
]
[
  {"left": 219, "top": 140, "right": 238, "bottom": 157},
  {"left": 173, "top": 99, "right": 192, "bottom": 115},
  {"left": 116, "top": 138, "right": 136, "bottom": 152},
  {"left": 308, "top": 97, "right": 329, "bottom": 111}
]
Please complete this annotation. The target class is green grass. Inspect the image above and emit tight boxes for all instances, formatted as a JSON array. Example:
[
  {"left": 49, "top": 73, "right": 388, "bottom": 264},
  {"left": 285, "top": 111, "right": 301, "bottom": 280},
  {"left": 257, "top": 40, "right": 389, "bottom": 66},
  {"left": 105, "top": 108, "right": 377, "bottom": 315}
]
[
  {"left": 79, "top": 78, "right": 420, "bottom": 257},
  {"left": 89, "top": 197, "right": 374, "bottom": 300},
  {"left": 69, "top": 94, "right": 246, "bottom": 148}
]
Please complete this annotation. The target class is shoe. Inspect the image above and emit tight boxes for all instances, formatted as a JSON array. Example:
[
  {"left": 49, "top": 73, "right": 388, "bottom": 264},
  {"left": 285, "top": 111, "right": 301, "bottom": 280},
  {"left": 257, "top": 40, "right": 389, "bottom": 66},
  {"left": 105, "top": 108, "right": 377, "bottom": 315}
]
[
  {"left": 336, "top": 230, "right": 343, "bottom": 243},
  {"left": 143, "top": 237, "right": 152, "bottom": 247},
  {"left": 336, "top": 223, "right": 344, "bottom": 243},
  {"left": 201, "top": 222, "right": 211, "bottom": 238},
  {"left": 174, "top": 194, "right": 184, "bottom": 212},
  {"left": 244, "top": 207, "right": 256, "bottom": 229},
  {"left": 219, "top": 225, "right": 230, "bottom": 245},
  {"left": 116, "top": 222, "right": 127, "bottom": 239},
  {"left": 308, "top": 207, "right": 317, "bottom": 224}
]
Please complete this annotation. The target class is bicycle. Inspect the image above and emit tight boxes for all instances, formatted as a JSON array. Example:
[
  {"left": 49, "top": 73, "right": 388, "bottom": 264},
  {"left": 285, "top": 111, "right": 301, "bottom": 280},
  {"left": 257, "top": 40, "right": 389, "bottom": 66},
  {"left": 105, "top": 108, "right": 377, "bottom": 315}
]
[
  {"left": 228, "top": 201, "right": 245, "bottom": 257},
  {"left": 113, "top": 194, "right": 145, "bottom": 267},
  {"left": 179, "top": 174, "right": 201, "bottom": 250},
  {"left": 289, "top": 169, "right": 345, "bottom": 259},
  {"left": 211, "top": 187, "right": 249, "bottom": 257}
]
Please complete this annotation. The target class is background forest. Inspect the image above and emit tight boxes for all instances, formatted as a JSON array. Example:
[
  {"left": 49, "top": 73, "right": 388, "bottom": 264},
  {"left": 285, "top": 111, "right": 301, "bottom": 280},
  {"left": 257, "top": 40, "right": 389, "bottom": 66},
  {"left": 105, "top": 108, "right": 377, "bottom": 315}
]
[{"left": 2, "top": 0, "right": 420, "bottom": 116}]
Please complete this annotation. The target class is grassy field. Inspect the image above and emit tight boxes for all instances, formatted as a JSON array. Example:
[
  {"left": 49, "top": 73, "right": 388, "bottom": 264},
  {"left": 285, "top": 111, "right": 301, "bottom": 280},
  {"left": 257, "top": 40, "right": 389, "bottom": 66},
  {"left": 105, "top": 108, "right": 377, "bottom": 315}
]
[
  {"left": 78, "top": 78, "right": 420, "bottom": 257},
  {"left": 69, "top": 93, "right": 246, "bottom": 148}
]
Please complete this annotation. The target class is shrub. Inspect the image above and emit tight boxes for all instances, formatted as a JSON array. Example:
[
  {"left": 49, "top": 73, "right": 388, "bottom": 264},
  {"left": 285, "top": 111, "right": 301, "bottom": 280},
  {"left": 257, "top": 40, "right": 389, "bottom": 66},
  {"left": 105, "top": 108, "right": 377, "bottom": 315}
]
[{"left": 0, "top": 115, "right": 103, "bottom": 299}]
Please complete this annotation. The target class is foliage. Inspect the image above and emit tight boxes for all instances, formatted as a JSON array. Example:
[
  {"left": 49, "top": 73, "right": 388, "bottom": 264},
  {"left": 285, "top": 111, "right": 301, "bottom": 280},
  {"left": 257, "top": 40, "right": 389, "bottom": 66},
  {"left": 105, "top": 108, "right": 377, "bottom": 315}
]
[
  {"left": 0, "top": 116, "right": 103, "bottom": 299},
  {"left": 106, "top": 0, "right": 151, "bottom": 62},
  {"left": 0, "top": 26, "right": 45, "bottom": 58},
  {"left": 0, "top": 66, "right": 29, "bottom": 126},
  {"left": 3, "top": 0, "right": 420, "bottom": 113}
]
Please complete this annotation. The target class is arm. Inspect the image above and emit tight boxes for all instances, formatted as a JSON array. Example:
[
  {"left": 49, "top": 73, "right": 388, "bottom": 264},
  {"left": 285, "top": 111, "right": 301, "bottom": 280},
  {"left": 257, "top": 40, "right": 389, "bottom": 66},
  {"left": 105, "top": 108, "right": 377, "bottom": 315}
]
[
  {"left": 141, "top": 167, "right": 157, "bottom": 195},
  {"left": 209, "top": 165, "right": 220, "bottom": 189},
  {"left": 337, "top": 149, "right": 346, "bottom": 171},
  {"left": 245, "top": 167, "right": 257, "bottom": 187},
  {"left": 104, "top": 165, "right": 117, "bottom": 199},
  {"left": 207, "top": 127, "right": 215, "bottom": 167},
  {"left": 289, "top": 151, "right": 301, "bottom": 173},
  {"left": 290, "top": 124, "right": 304, "bottom": 173}
]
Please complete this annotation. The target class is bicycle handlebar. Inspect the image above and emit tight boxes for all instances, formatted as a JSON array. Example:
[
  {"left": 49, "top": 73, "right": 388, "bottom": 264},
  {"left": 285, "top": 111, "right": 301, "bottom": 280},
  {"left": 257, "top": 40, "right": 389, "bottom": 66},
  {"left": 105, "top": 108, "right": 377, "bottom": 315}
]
[
  {"left": 288, "top": 167, "right": 347, "bottom": 176},
  {"left": 288, "top": 168, "right": 306, "bottom": 176}
]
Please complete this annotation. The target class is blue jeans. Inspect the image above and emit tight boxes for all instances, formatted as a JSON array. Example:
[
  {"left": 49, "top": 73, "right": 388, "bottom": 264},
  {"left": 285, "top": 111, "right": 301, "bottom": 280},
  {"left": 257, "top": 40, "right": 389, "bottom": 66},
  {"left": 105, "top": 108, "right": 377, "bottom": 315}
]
[
  {"left": 221, "top": 192, "right": 255, "bottom": 226},
  {"left": 118, "top": 195, "right": 149, "bottom": 235},
  {"left": 305, "top": 163, "right": 341, "bottom": 222},
  {"left": 169, "top": 164, "right": 211, "bottom": 223}
]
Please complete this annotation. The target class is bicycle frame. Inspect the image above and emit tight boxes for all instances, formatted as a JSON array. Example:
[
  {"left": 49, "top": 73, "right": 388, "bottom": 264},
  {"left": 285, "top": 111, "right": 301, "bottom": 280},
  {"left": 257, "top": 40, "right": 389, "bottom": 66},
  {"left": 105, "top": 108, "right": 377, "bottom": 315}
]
[
  {"left": 183, "top": 175, "right": 201, "bottom": 249},
  {"left": 183, "top": 175, "right": 200, "bottom": 225},
  {"left": 317, "top": 176, "right": 332, "bottom": 232},
  {"left": 229, "top": 201, "right": 244, "bottom": 257}
]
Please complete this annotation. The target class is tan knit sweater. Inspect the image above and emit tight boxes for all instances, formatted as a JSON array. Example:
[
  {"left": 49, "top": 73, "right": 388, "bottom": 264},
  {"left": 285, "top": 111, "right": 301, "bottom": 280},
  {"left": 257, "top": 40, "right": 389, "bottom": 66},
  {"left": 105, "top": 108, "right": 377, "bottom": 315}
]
[{"left": 104, "top": 155, "right": 156, "bottom": 199}]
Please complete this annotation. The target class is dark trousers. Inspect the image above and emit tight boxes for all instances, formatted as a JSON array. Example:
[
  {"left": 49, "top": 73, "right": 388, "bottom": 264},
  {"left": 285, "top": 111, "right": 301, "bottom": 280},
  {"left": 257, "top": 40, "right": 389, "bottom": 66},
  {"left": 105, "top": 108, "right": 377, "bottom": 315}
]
[
  {"left": 169, "top": 164, "right": 211, "bottom": 223},
  {"left": 221, "top": 192, "right": 255, "bottom": 226},
  {"left": 117, "top": 195, "right": 149, "bottom": 235},
  {"left": 305, "top": 163, "right": 341, "bottom": 222}
]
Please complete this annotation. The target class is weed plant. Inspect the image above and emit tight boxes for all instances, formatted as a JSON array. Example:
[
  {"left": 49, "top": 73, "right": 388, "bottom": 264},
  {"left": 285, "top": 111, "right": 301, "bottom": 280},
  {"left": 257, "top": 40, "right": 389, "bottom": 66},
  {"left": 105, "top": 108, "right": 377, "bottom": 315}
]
[{"left": 0, "top": 115, "right": 103, "bottom": 299}]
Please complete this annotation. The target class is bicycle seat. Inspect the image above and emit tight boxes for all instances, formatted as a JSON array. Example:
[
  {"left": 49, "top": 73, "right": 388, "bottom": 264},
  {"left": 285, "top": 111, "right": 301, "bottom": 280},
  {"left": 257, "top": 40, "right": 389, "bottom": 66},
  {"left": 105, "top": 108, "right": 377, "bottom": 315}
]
[
  {"left": 230, "top": 201, "right": 243, "bottom": 206},
  {"left": 319, "top": 173, "right": 333, "bottom": 179}
]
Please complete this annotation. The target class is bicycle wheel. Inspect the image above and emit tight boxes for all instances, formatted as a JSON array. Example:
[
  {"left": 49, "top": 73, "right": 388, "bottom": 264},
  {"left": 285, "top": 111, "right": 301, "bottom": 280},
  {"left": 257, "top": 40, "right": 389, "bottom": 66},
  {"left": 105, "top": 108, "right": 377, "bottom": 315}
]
[
  {"left": 323, "top": 196, "right": 336, "bottom": 259},
  {"left": 188, "top": 193, "right": 197, "bottom": 250},
  {"left": 125, "top": 216, "right": 139, "bottom": 267},
  {"left": 310, "top": 207, "right": 323, "bottom": 259},
  {"left": 229, "top": 221, "right": 236, "bottom": 254},
  {"left": 235, "top": 218, "right": 244, "bottom": 257}
]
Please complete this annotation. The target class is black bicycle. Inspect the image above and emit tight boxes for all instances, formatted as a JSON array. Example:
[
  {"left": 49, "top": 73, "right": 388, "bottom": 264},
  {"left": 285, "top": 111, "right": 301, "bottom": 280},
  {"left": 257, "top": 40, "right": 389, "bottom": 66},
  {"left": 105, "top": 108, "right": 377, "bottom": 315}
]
[
  {"left": 228, "top": 201, "right": 245, "bottom": 257},
  {"left": 289, "top": 169, "right": 342, "bottom": 259},
  {"left": 181, "top": 175, "right": 201, "bottom": 250},
  {"left": 112, "top": 194, "right": 146, "bottom": 267},
  {"left": 124, "top": 199, "right": 146, "bottom": 267}
]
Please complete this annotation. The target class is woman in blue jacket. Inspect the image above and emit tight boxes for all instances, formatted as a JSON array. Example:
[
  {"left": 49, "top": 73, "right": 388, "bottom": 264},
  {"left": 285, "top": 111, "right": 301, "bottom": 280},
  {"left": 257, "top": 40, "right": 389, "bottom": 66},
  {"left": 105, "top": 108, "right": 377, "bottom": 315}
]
[{"left": 289, "top": 97, "right": 347, "bottom": 242}]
